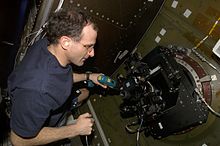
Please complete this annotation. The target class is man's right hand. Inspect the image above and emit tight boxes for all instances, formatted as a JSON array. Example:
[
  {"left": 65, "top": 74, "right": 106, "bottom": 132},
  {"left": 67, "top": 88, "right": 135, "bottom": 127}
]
[{"left": 73, "top": 113, "right": 94, "bottom": 135}]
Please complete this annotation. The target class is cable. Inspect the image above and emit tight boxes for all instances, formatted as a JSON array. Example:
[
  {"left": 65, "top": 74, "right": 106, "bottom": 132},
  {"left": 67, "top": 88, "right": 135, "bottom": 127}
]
[
  {"left": 29, "top": 0, "right": 65, "bottom": 45},
  {"left": 18, "top": 0, "right": 65, "bottom": 63},
  {"left": 54, "top": 0, "right": 64, "bottom": 13},
  {"left": 191, "top": 48, "right": 220, "bottom": 74},
  {"left": 136, "top": 117, "right": 144, "bottom": 146},
  {"left": 85, "top": 135, "right": 89, "bottom": 146},
  {"left": 194, "top": 88, "right": 220, "bottom": 118},
  {"left": 191, "top": 17, "right": 220, "bottom": 74},
  {"left": 76, "top": 101, "right": 90, "bottom": 146},
  {"left": 193, "top": 17, "right": 220, "bottom": 49},
  {"left": 208, "top": 17, "right": 220, "bottom": 35}
]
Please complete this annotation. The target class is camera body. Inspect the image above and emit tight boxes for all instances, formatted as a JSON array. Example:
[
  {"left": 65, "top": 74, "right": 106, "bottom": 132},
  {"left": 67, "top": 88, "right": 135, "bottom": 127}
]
[{"left": 117, "top": 46, "right": 209, "bottom": 139}]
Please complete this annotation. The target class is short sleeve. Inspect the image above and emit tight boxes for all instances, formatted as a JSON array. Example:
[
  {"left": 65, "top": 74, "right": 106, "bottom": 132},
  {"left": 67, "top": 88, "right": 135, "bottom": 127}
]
[{"left": 10, "top": 88, "right": 55, "bottom": 138}]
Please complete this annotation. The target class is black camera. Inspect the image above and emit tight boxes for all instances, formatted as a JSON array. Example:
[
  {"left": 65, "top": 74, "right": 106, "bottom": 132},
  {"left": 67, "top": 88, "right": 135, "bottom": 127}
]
[{"left": 117, "top": 46, "right": 209, "bottom": 139}]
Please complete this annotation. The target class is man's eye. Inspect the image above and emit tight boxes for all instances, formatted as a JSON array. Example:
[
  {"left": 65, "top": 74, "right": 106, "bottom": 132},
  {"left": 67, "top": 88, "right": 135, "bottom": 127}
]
[{"left": 84, "top": 44, "right": 94, "bottom": 49}]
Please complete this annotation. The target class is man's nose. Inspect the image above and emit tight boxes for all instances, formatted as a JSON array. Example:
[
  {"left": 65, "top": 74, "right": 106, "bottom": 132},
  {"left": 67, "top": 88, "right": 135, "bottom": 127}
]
[{"left": 88, "top": 48, "right": 94, "bottom": 57}]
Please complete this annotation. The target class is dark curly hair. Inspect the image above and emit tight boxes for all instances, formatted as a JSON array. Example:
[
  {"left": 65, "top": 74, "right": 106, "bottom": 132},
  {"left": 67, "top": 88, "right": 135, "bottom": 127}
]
[{"left": 46, "top": 7, "right": 98, "bottom": 44}]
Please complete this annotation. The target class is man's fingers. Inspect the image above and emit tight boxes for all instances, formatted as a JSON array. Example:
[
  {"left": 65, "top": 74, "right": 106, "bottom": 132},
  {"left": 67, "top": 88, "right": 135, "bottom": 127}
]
[{"left": 81, "top": 113, "right": 92, "bottom": 118}]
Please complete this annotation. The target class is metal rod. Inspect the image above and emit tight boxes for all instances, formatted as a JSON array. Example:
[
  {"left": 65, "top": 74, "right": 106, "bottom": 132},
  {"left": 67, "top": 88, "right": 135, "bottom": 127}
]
[{"left": 87, "top": 100, "right": 110, "bottom": 146}]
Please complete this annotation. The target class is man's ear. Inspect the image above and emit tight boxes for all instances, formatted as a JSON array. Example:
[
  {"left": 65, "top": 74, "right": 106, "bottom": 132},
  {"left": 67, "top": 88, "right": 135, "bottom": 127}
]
[
  {"left": 60, "top": 36, "right": 72, "bottom": 49},
  {"left": 63, "top": 41, "right": 69, "bottom": 48}
]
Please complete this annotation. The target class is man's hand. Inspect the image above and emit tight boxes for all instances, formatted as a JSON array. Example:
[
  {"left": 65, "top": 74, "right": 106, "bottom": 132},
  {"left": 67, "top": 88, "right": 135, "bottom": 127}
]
[
  {"left": 73, "top": 113, "right": 94, "bottom": 135},
  {"left": 89, "top": 73, "right": 107, "bottom": 88}
]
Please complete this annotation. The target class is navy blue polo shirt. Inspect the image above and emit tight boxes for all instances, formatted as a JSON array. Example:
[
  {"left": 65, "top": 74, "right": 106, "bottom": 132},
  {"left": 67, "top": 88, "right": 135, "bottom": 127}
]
[{"left": 8, "top": 38, "right": 73, "bottom": 138}]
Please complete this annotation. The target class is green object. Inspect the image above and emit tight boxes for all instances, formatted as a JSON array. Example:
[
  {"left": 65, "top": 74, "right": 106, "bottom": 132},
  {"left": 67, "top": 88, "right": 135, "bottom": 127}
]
[{"left": 97, "top": 75, "right": 117, "bottom": 88}]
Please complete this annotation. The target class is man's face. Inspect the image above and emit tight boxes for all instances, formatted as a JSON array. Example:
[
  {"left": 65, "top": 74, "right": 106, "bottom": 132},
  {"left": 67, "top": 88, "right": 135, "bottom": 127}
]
[{"left": 67, "top": 24, "right": 97, "bottom": 66}]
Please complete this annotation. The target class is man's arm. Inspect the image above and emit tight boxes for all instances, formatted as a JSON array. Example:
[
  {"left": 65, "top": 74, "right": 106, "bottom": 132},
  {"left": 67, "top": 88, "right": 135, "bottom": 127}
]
[
  {"left": 72, "top": 73, "right": 88, "bottom": 83},
  {"left": 73, "top": 73, "right": 107, "bottom": 88},
  {"left": 10, "top": 113, "right": 94, "bottom": 146}
]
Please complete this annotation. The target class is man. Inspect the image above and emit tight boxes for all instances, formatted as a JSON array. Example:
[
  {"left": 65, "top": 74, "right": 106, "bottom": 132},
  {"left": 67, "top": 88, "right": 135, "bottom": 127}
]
[{"left": 8, "top": 6, "right": 106, "bottom": 145}]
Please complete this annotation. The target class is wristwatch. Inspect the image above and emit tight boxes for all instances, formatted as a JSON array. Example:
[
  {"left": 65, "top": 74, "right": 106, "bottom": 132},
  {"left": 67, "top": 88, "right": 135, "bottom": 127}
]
[{"left": 85, "top": 72, "right": 91, "bottom": 80}]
